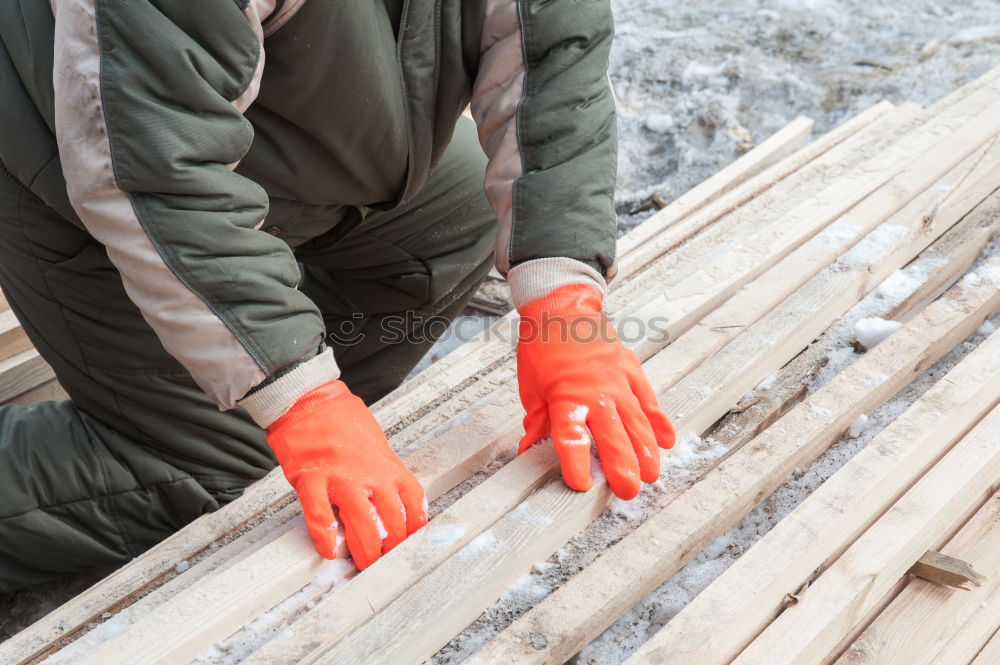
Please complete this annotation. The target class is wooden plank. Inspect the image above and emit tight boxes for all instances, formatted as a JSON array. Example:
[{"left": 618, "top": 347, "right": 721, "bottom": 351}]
[
  {"left": 614, "top": 114, "right": 814, "bottom": 257},
  {"left": 321, "top": 159, "right": 1000, "bottom": 665},
  {"left": 885, "top": 179, "right": 1000, "bottom": 323},
  {"left": 67, "top": 443, "right": 561, "bottom": 665},
  {"left": 909, "top": 551, "right": 985, "bottom": 590},
  {"left": 968, "top": 628, "right": 1000, "bottom": 665},
  {"left": 728, "top": 398, "right": 1000, "bottom": 665},
  {"left": 0, "top": 350, "right": 55, "bottom": 404},
  {"left": 298, "top": 370, "right": 829, "bottom": 665},
  {"left": 9, "top": 105, "right": 914, "bottom": 665},
  {"left": 315, "top": 446, "right": 611, "bottom": 665},
  {"left": 468, "top": 254, "right": 1000, "bottom": 665},
  {"left": 627, "top": 99, "right": 1000, "bottom": 437},
  {"left": 37, "top": 503, "right": 309, "bottom": 665},
  {"left": 624, "top": 126, "right": 1000, "bottom": 366},
  {"left": 921, "top": 538, "right": 1000, "bottom": 665},
  {"left": 241, "top": 288, "right": 836, "bottom": 665},
  {"left": 0, "top": 310, "right": 31, "bottom": 362},
  {"left": 6, "top": 379, "right": 69, "bottom": 406},
  {"left": 831, "top": 497, "right": 1000, "bottom": 664},
  {"left": 307, "top": 254, "right": 1000, "bottom": 665},
  {"left": 605, "top": 105, "right": 917, "bottom": 320},
  {"left": 5, "top": 471, "right": 297, "bottom": 665},
  {"left": 627, "top": 302, "right": 1000, "bottom": 665}
]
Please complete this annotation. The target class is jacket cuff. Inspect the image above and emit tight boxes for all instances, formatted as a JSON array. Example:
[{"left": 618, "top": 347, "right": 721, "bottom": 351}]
[
  {"left": 237, "top": 348, "right": 341, "bottom": 428},
  {"left": 507, "top": 257, "right": 608, "bottom": 310}
]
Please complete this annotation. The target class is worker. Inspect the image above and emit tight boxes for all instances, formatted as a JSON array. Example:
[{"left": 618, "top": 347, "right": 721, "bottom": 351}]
[{"left": 0, "top": 0, "right": 676, "bottom": 591}]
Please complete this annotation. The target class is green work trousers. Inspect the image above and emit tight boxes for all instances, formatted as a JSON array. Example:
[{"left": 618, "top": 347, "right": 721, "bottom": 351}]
[{"left": 0, "top": 119, "right": 494, "bottom": 592}]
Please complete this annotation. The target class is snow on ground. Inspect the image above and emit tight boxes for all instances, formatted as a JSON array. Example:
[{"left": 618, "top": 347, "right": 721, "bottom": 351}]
[
  {"left": 5, "top": 0, "right": 1000, "bottom": 660},
  {"left": 611, "top": 0, "right": 1000, "bottom": 236}
]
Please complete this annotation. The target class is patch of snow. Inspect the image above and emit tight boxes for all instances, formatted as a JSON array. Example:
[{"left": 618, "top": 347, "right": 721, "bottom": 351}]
[
  {"left": 806, "top": 403, "right": 833, "bottom": 419},
  {"left": 610, "top": 497, "right": 647, "bottom": 521},
  {"left": 499, "top": 574, "right": 549, "bottom": 605},
  {"left": 854, "top": 317, "right": 903, "bottom": 349},
  {"left": 511, "top": 502, "right": 555, "bottom": 527},
  {"left": 427, "top": 523, "right": 469, "bottom": 549},
  {"left": 532, "top": 561, "right": 557, "bottom": 575},
  {"left": 40, "top": 612, "right": 132, "bottom": 664},
  {"left": 947, "top": 24, "right": 1000, "bottom": 44},
  {"left": 646, "top": 114, "right": 675, "bottom": 132},
  {"left": 838, "top": 224, "right": 909, "bottom": 270},
  {"left": 663, "top": 434, "right": 726, "bottom": 470},
  {"left": 849, "top": 414, "right": 870, "bottom": 438},
  {"left": 863, "top": 372, "right": 889, "bottom": 386},
  {"left": 755, "top": 372, "right": 778, "bottom": 391},
  {"left": 462, "top": 531, "right": 498, "bottom": 558},
  {"left": 311, "top": 558, "right": 354, "bottom": 587},
  {"left": 818, "top": 224, "right": 862, "bottom": 247},
  {"left": 875, "top": 269, "right": 925, "bottom": 302},
  {"left": 562, "top": 424, "right": 592, "bottom": 446},
  {"left": 979, "top": 264, "right": 1000, "bottom": 288},
  {"left": 371, "top": 506, "right": 388, "bottom": 540}
]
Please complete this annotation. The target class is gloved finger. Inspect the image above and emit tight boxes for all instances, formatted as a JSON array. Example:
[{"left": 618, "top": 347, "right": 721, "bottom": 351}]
[
  {"left": 629, "top": 372, "right": 676, "bottom": 449},
  {"left": 334, "top": 489, "right": 385, "bottom": 571},
  {"left": 371, "top": 487, "right": 408, "bottom": 554},
  {"left": 396, "top": 472, "right": 429, "bottom": 535},
  {"left": 588, "top": 405, "right": 642, "bottom": 500},
  {"left": 616, "top": 397, "right": 661, "bottom": 483},
  {"left": 550, "top": 404, "right": 594, "bottom": 493},
  {"left": 518, "top": 400, "right": 551, "bottom": 454},
  {"left": 296, "top": 475, "right": 339, "bottom": 560}
]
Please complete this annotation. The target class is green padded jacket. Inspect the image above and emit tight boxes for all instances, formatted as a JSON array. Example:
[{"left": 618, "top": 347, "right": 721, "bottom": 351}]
[{"left": 0, "top": 0, "right": 618, "bottom": 425}]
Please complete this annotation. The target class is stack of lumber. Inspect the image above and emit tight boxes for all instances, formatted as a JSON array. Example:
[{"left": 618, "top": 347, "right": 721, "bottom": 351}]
[
  {"left": 4, "top": 64, "right": 1000, "bottom": 665},
  {"left": 0, "top": 297, "right": 62, "bottom": 405}
]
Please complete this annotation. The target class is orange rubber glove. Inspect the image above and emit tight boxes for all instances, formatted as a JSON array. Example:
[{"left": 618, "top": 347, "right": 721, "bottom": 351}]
[
  {"left": 517, "top": 283, "right": 676, "bottom": 499},
  {"left": 266, "top": 380, "right": 427, "bottom": 570}
]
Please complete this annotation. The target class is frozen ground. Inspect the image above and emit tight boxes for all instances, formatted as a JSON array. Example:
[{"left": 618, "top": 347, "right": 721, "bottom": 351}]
[
  {"left": 611, "top": 0, "right": 1000, "bottom": 234},
  {"left": 5, "top": 0, "right": 1000, "bottom": 660}
]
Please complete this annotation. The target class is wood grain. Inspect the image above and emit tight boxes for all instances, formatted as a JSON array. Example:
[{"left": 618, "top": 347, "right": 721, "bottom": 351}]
[{"left": 729, "top": 402, "right": 1000, "bottom": 665}]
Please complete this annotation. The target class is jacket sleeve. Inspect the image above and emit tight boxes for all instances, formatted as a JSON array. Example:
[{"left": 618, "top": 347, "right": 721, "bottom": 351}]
[
  {"left": 471, "top": 0, "right": 618, "bottom": 308},
  {"left": 52, "top": 0, "right": 337, "bottom": 424}
]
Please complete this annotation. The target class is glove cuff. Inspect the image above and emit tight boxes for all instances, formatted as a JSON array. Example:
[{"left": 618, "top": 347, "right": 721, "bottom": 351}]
[
  {"left": 238, "top": 348, "right": 341, "bottom": 428},
  {"left": 508, "top": 257, "right": 607, "bottom": 310}
]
